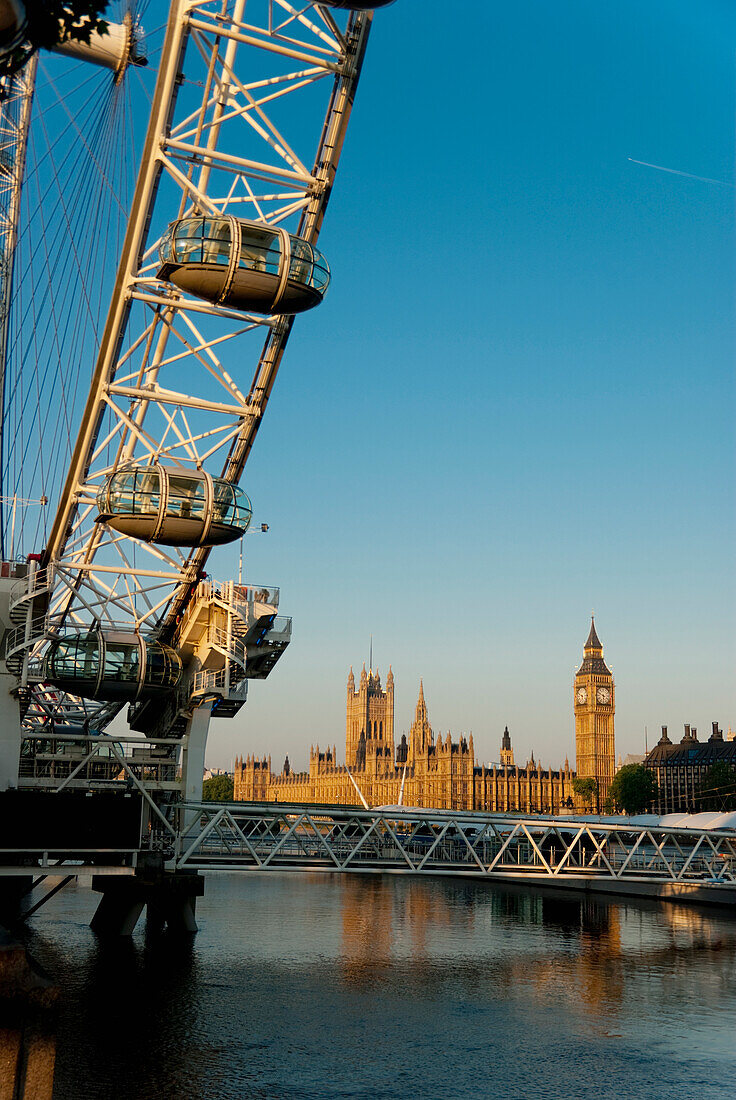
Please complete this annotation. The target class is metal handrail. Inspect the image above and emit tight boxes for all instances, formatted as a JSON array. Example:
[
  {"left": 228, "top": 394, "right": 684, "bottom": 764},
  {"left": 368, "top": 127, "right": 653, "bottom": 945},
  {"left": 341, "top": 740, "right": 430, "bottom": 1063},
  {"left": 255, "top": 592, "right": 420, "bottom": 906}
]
[
  {"left": 5, "top": 614, "right": 50, "bottom": 659},
  {"left": 5, "top": 612, "right": 167, "bottom": 660},
  {"left": 206, "top": 623, "right": 246, "bottom": 666},
  {"left": 174, "top": 578, "right": 280, "bottom": 649},
  {"left": 191, "top": 666, "right": 247, "bottom": 698},
  {"left": 8, "top": 565, "right": 55, "bottom": 613}
]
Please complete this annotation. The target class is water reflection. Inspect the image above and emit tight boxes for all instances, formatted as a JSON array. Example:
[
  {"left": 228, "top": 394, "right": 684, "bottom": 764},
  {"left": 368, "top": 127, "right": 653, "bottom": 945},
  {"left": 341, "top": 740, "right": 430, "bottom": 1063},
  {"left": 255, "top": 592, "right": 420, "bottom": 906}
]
[
  {"left": 340, "top": 879, "right": 630, "bottom": 1018},
  {"left": 18, "top": 874, "right": 736, "bottom": 1100}
]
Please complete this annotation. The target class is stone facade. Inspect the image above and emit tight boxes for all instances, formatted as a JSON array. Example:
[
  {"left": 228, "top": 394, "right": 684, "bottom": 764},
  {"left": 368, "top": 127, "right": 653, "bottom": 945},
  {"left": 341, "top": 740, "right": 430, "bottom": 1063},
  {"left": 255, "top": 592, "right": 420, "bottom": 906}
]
[
  {"left": 644, "top": 722, "right": 736, "bottom": 814},
  {"left": 234, "top": 666, "right": 575, "bottom": 813},
  {"left": 574, "top": 618, "right": 615, "bottom": 807}
]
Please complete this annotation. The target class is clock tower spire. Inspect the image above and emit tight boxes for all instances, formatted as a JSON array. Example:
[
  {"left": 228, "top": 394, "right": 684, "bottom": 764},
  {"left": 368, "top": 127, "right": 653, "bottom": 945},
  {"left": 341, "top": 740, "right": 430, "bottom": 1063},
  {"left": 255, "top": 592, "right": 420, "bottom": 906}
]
[{"left": 574, "top": 616, "right": 615, "bottom": 808}]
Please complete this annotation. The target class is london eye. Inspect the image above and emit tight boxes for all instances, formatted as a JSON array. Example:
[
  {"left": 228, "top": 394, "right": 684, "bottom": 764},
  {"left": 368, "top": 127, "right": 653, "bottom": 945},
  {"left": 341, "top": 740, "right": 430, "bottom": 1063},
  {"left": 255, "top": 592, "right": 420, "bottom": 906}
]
[{"left": 0, "top": 0, "right": 388, "bottom": 811}]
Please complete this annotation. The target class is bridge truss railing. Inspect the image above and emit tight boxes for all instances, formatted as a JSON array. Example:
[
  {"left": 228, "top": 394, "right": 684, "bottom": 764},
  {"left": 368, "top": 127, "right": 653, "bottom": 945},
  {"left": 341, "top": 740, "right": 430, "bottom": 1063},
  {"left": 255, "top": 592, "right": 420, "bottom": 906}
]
[{"left": 161, "top": 804, "right": 736, "bottom": 891}]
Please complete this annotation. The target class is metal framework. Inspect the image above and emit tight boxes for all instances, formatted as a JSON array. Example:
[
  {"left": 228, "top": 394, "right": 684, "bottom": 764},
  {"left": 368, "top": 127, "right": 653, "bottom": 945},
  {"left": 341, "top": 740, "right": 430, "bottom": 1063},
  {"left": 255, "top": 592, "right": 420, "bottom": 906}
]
[
  {"left": 164, "top": 803, "right": 736, "bottom": 903},
  {"left": 3, "top": 803, "right": 734, "bottom": 912},
  {"left": 0, "top": 55, "right": 36, "bottom": 556},
  {"left": 3, "top": 3, "right": 373, "bottom": 767}
]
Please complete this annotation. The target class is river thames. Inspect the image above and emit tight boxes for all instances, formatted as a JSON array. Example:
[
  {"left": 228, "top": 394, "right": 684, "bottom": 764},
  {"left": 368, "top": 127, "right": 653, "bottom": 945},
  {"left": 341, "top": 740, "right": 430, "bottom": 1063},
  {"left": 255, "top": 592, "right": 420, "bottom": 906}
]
[{"left": 22, "top": 873, "right": 736, "bottom": 1099}]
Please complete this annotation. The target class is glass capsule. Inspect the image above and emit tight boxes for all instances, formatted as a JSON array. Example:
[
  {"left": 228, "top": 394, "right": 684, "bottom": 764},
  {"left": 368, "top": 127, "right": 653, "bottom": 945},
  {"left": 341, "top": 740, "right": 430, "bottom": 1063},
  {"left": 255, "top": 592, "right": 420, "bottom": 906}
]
[
  {"left": 158, "top": 216, "right": 330, "bottom": 314},
  {"left": 96, "top": 464, "right": 252, "bottom": 547},
  {"left": 45, "top": 631, "right": 182, "bottom": 703}
]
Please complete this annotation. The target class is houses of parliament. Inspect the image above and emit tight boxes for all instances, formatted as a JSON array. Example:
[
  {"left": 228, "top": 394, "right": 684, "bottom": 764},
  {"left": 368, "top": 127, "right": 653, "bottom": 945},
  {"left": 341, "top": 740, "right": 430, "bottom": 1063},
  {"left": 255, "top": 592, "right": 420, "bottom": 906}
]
[{"left": 234, "top": 619, "right": 616, "bottom": 813}]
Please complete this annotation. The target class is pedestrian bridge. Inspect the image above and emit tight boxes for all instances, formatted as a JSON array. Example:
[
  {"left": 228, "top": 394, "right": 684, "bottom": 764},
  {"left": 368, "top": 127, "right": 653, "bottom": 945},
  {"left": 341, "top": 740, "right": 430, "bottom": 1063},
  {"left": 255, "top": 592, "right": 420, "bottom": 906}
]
[{"left": 162, "top": 802, "right": 736, "bottom": 908}]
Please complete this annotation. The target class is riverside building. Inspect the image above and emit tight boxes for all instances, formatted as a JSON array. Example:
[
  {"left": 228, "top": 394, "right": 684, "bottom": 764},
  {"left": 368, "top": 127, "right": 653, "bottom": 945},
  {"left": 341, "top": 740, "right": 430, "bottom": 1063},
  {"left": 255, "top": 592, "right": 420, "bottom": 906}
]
[
  {"left": 234, "top": 655, "right": 584, "bottom": 812},
  {"left": 644, "top": 723, "right": 736, "bottom": 814}
]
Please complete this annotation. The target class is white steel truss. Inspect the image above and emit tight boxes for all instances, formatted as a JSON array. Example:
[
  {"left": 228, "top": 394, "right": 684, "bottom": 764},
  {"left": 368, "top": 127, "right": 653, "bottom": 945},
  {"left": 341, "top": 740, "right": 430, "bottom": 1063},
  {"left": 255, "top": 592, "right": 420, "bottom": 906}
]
[
  {"left": 8, "top": 2, "right": 373, "bottom": 735},
  {"left": 167, "top": 804, "right": 736, "bottom": 900},
  {"left": 3, "top": 807, "right": 734, "bottom": 908}
]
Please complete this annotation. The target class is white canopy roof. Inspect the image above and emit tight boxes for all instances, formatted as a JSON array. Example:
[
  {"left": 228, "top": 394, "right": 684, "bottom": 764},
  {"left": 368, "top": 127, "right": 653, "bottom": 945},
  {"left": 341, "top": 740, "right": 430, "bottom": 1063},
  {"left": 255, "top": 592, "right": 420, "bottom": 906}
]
[{"left": 658, "top": 810, "right": 736, "bottom": 831}]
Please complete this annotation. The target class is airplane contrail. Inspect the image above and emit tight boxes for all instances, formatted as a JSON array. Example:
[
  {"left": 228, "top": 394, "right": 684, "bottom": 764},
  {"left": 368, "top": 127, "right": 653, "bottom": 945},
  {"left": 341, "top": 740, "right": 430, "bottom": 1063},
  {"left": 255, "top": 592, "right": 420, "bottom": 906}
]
[{"left": 627, "top": 157, "right": 735, "bottom": 188}]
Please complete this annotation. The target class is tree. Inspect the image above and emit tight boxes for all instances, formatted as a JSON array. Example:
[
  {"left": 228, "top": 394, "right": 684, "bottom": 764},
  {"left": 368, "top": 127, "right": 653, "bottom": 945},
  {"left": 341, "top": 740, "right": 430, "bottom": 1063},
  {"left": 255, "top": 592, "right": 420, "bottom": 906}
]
[
  {"left": 0, "top": 1, "right": 110, "bottom": 81},
  {"left": 202, "top": 774, "right": 234, "bottom": 802},
  {"left": 608, "top": 764, "right": 658, "bottom": 814},
  {"left": 698, "top": 763, "right": 736, "bottom": 812},
  {"left": 572, "top": 776, "right": 598, "bottom": 812}
]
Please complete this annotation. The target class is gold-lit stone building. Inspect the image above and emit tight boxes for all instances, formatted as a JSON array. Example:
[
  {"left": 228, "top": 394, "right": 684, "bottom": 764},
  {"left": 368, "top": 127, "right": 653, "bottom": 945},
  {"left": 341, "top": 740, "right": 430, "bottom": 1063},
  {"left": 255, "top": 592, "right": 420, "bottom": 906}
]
[
  {"left": 573, "top": 617, "right": 616, "bottom": 806},
  {"left": 234, "top": 661, "right": 576, "bottom": 813}
]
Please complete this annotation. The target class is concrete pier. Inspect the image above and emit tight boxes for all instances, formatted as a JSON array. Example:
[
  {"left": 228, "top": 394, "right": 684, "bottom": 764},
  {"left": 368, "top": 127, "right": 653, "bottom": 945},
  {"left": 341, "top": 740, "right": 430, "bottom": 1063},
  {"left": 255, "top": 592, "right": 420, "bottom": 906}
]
[
  {"left": 91, "top": 868, "right": 204, "bottom": 936},
  {"left": 0, "top": 876, "right": 33, "bottom": 927}
]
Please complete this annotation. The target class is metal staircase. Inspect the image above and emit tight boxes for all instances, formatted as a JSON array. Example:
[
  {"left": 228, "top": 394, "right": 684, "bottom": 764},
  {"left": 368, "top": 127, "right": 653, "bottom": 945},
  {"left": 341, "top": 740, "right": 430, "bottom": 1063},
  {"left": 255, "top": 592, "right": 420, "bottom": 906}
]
[
  {"left": 7, "top": 565, "right": 53, "bottom": 626},
  {"left": 4, "top": 614, "right": 48, "bottom": 678},
  {"left": 173, "top": 578, "right": 291, "bottom": 696}
]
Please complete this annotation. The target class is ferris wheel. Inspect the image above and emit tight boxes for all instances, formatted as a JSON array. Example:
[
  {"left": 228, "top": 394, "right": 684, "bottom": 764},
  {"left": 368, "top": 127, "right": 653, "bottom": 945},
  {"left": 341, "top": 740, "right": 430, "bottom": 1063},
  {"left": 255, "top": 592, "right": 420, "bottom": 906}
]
[{"left": 0, "top": 0, "right": 394, "bottom": 805}]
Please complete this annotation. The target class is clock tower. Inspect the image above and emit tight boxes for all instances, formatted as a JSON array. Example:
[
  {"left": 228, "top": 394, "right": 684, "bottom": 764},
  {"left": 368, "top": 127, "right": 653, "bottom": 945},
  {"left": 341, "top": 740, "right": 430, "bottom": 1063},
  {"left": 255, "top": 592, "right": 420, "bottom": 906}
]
[{"left": 574, "top": 617, "right": 615, "bottom": 807}]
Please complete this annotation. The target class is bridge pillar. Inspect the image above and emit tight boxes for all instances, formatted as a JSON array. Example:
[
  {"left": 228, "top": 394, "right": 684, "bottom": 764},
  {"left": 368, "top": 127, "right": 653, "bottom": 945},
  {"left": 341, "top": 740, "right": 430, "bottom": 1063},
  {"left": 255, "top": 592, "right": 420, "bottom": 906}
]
[
  {"left": 181, "top": 700, "right": 212, "bottom": 801},
  {"left": 145, "top": 880, "right": 200, "bottom": 934},
  {"left": 0, "top": 875, "right": 33, "bottom": 926},
  {"left": 89, "top": 881, "right": 145, "bottom": 936},
  {"left": 180, "top": 700, "right": 212, "bottom": 831},
  {"left": 91, "top": 870, "right": 204, "bottom": 936}
]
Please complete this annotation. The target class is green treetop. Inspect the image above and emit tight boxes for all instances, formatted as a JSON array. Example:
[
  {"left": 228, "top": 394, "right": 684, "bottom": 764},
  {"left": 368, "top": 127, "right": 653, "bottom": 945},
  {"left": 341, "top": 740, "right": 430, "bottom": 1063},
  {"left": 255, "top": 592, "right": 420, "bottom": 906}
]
[
  {"left": 608, "top": 764, "right": 658, "bottom": 815},
  {"left": 202, "top": 774, "right": 234, "bottom": 802},
  {"left": 698, "top": 762, "right": 736, "bottom": 812},
  {"left": 571, "top": 776, "right": 598, "bottom": 811}
]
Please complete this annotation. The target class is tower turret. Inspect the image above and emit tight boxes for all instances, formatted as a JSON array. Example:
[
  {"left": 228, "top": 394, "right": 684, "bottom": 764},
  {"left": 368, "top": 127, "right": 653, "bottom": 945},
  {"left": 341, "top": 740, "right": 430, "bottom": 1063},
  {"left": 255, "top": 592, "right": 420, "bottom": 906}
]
[
  {"left": 500, "top": 726, "right": 514, "bottom": 767},
  {"left": 406, "top": 681, "right": 433, "bottom": 763},
  {"left": 574, "top": 616, "right": 615, "bottom": 808},
  {"left": 345, "top": 660, "right": 394, "bottom": 769}
]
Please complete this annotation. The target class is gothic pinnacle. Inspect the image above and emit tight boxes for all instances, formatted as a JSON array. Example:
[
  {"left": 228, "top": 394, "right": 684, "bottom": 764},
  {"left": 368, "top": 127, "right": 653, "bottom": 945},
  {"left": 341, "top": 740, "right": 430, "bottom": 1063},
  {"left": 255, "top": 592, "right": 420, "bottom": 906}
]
[{"left": 585, "top": 615, "right": 602, "bottom": 651}]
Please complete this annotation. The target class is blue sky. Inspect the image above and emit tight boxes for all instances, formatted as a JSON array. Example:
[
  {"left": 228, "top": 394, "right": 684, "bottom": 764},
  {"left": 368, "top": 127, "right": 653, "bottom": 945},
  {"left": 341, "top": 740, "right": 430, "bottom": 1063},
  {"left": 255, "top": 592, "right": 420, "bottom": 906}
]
[{"left": 201, "top": 0, "right": 736, "bottom": 771}]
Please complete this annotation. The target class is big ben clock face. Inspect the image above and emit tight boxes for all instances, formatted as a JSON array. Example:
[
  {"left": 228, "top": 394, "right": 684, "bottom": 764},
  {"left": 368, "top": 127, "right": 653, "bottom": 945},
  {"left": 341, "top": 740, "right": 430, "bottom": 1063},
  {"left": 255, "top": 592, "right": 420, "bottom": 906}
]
[
  {"left": 576, "top": 687, "right": 587, "bottom": 704},
  {"left": 596, "top": 686, "right": 611, "bottom": 704}
]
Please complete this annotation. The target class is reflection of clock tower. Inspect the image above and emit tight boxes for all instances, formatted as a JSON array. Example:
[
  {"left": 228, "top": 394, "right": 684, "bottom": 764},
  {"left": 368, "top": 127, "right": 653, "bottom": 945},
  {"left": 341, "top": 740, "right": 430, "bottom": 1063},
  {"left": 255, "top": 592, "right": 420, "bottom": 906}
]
[{"left": 574, "top": 617, "right": 615, "bottom": 806}]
